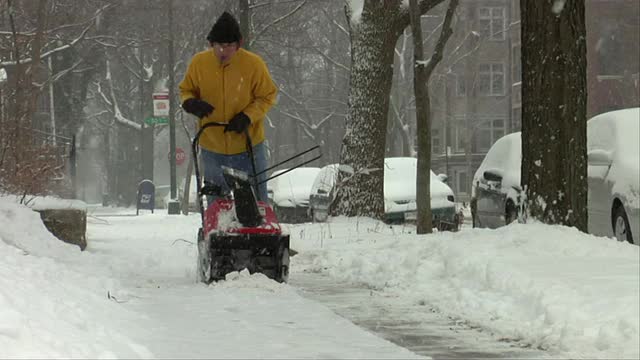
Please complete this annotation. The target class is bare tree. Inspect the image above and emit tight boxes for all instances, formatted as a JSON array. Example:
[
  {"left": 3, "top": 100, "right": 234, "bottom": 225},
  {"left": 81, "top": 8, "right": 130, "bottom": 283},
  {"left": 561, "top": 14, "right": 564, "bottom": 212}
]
[
  {"left": 332, "top": 0, "right": 445, "bottom": 219},
  {"left": 409, "top": 0, "right": 458, "bottom": 234},
  {"left": 520, "top": 0, "right": 588, "bottom": 230}
]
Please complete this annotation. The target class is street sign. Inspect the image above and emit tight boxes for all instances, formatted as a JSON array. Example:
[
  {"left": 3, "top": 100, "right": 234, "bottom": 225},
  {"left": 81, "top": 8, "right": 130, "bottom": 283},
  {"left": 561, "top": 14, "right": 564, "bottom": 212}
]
[
  {"left": 153, "top": 92, "right": 170, "bottom": 117},
  {"left": 168, "top": 147, "right": 186, "bottom": 166},
  {"left": 144, "top": 116, "right": 168, "bottom": 125},
  {"left": 176, "top": 147, "right": 186, "bottom": 166}
]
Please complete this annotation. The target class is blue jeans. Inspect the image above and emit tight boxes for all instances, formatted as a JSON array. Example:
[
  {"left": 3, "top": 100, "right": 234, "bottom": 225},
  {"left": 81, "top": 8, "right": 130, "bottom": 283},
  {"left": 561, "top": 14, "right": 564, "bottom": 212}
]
[{"left": 200, "top": 142, "right": 268, "bottom": 203}]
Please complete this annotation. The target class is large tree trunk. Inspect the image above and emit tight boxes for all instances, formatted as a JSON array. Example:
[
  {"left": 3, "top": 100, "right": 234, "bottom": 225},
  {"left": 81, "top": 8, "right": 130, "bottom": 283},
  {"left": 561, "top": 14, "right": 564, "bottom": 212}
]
[
  {"left": 520, "top": 0, "right": 588, "bottom": 231},
  {"left": 331, "top": 0, "right": 445, "bottom": 219},
  {"left": 332, "top": 3, "right": 403, "bottom": 218},
  {"left": 239, "top": 0, "right": 250, "bottom": 49}
]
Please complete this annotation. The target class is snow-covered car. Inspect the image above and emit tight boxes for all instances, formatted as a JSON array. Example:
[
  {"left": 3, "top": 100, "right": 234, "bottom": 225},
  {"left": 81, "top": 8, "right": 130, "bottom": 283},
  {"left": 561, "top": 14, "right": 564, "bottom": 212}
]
[
  {"left": 267, "top": 167, "right": 321, "bottom": 223},
  {"left": 384, "top": 158, "right": 457, "bottom": 228},
  {"left": 308, "top": 158, "right": 458, "bottom": 229},
  {"left": 471, "top": 107, "right": 639, "bottom": 245},
  {"left": 586, "top": 108, "right": 639, "bottom": 244},
  {"left": 470, "top": 132, "right": 523, "bottom": 229},
  {"left": 308, "top": 164, "right": 339, "bottom": 222}
]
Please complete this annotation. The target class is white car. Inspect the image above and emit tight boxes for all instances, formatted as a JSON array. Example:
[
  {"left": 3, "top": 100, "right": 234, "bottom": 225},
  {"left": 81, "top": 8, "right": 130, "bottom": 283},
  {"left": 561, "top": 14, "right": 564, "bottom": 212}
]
[
  {"left": 267, "top": 167, "right": 321, "bottom": 223},
  {"left": 308, "top": 158, "right": 458, "bottom": 229},
  {"left": 586, "top": 108, "right": 639, "bottom": 244},
  {"left": 471, "top": 107, "right": 639, "bottom": 244}
]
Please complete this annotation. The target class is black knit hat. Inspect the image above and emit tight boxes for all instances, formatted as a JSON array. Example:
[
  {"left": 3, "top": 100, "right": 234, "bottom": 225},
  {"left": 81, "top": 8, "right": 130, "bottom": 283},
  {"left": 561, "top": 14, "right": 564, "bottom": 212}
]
[{"left": 207, "top": 11, "right": 242, "bottom": 43}]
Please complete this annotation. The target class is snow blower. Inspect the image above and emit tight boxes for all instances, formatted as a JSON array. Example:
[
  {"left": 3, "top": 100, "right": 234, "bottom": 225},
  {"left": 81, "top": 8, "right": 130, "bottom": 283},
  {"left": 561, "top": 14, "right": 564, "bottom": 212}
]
[{"left": 192, "top": 122, "right": 320, "bottom": 283}]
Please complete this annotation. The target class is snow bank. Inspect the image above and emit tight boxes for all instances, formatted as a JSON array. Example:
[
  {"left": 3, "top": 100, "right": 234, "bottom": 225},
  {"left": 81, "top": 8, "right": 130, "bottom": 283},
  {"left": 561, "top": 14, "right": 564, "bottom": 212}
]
[
  {"left": 0, "top": 199, "right": 151, "bottom": 358},
  {"left": 2, "top": 194, "right": 87, "bottom": 211},
  {"left": 290, "top": 218, "right": 640, "bottom": 359}
]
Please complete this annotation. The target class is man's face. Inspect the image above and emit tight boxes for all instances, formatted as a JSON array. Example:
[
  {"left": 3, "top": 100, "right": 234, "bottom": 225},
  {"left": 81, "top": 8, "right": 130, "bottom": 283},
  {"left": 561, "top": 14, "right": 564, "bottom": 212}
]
[{"left": 212, "top": 42, "right": 240, "bottom": 63}]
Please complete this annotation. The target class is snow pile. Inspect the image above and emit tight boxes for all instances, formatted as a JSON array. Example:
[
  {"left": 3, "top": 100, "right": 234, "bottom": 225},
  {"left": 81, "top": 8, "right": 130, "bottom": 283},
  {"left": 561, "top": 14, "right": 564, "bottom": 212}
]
[
  {"left": 0, "top": 199, "right": 151, "bottom": 358},
  {"left": 290, "top": 218, "right": 640, "bottom": 359}
]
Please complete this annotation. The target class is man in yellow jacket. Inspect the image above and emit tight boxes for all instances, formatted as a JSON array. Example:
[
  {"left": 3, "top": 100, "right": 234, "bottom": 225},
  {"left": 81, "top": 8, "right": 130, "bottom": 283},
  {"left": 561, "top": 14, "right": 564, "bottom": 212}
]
[{"left": 179, "top": 11, "right": 277, "bottom": 203}]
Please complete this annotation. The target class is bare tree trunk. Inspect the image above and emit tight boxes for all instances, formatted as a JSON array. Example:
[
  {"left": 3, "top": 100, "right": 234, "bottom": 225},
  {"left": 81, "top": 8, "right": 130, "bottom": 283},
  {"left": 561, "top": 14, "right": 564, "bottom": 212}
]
[
  {"left": 409, "top": 0, "right": 433, "bottom": 233},
  {"left": 239, "top": 0, "right": 250, "bottom": 50},
  {"left": 520, "top": 0, "right": 588, "bottom": 231},
  {"left": 331, "top": 0, "right": 446, "bottom": 219},
  {"left": 409, "top": 0, "right": 457, "bottom": 234},
  {"left": 332, "top": 3, "right": 402, "bottom": 219}
]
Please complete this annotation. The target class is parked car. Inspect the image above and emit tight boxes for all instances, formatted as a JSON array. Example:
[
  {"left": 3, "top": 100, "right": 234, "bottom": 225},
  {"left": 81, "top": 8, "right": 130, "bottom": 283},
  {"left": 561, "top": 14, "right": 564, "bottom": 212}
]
[
  {"left": 308, "top": 158, "right": 459, "bottom": 230},
  {"left": 308, "top": 164, "right": 339, "bottom": 222},
  {"left": 586, "top": 108, "right": 639, "bottom": 244},
  {"left": 267, "top": 167, "right": 321, "bottom": 223},
  {"left": 471, "top": 108, "right": 639, "bottom": 245},
  {"left": 470, "top": 132, "right": 523, "bottom": 229}
]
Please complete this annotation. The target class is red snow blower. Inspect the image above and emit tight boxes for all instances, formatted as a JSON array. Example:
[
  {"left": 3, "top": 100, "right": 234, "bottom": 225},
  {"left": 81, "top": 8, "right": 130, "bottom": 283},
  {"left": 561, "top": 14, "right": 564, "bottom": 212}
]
[{"left": 192, "top": 122, "right": 321, "bottom": 283}]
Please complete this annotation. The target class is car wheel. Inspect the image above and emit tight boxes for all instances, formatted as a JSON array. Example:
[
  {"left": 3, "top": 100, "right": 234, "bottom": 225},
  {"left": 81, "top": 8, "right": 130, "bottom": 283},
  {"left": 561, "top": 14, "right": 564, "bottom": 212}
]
[
  {"left": 612, "top": 205, "right": 634, "bottom": 244},
  {"left": 505, "top": 202, "right": 518, "bottom": 225}
]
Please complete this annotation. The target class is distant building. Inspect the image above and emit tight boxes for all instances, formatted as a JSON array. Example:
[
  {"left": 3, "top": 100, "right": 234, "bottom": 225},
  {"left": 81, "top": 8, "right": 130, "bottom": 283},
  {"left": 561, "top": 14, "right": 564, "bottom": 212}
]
[
  {"left": 429, "top": 0, "right": 639, "bottom": 202},
  {"left": 586, "top": 0, "right": 640, "bottom": 117}
]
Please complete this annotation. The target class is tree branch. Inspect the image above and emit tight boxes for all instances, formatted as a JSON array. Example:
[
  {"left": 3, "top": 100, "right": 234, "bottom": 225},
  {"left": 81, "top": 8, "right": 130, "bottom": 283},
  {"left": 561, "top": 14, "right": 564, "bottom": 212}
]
[{"left": 250, "top": 0, "right": 307, "bottom": 48}]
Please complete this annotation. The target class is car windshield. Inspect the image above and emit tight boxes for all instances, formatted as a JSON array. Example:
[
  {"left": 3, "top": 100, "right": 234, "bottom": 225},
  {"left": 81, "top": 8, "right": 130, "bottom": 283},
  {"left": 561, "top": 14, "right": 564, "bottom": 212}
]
[{"left": 474, "top": 132, "right": 522, "bottom": 188}]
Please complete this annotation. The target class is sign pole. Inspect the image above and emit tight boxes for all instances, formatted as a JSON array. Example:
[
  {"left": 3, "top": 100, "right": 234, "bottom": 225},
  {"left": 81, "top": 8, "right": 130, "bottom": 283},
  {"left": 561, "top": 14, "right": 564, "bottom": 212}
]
[{"left": 167, "top": 0, "right": 179, "bottom": 215}]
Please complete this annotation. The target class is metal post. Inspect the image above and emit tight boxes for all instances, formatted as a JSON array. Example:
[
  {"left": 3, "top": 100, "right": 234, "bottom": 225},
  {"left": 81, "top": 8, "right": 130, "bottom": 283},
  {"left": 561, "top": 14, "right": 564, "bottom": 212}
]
[
  {"left": 70, "top": 135, "right": 77, "bottom": 196},
  {"left": 167, "top": 0, "right": 179, "bottom": 214}
]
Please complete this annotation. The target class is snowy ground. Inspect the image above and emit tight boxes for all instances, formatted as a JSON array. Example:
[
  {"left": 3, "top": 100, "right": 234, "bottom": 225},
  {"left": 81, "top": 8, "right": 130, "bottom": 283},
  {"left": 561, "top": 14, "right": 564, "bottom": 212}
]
[
  {"left": 289, "top": 217, "right": 640, "bottom": 359},
  {"left": 0, "top": 199, "right": 421, "bottom": 359},
  {"left": 1, "top": 197, "right": 638, "bottom": 359}
]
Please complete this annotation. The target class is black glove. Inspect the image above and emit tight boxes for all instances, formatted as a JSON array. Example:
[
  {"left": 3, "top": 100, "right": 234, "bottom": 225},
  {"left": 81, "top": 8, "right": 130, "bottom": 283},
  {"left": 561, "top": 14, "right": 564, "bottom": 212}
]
[
  {"left": 182, "top": 98, "right": 214, "bottom": 118},
  {"left": 224, "top": 112, "right": 251, "bottom": 133}
]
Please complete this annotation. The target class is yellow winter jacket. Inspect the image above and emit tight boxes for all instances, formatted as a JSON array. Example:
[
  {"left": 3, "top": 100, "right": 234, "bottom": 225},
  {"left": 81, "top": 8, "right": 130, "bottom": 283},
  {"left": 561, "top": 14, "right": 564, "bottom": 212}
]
[{"left": 179, "top": 48, "right": 278, "bottom": 154}]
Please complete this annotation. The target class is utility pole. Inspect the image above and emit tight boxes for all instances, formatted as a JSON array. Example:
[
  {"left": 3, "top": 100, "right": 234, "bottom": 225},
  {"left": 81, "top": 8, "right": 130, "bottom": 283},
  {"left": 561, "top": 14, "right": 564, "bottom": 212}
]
[{"left": 167, "top": 0, "right": 180, "bottom": 214}]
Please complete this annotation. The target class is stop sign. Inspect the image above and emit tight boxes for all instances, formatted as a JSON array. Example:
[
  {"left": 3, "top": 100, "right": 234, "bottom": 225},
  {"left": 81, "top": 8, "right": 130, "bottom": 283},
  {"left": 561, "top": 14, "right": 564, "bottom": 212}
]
[
  {"left": 168, "top": 148, "right": 187, "bottom": 166},
  {"left": 175, "top": 148, "right": 186, "bottom": 166}
]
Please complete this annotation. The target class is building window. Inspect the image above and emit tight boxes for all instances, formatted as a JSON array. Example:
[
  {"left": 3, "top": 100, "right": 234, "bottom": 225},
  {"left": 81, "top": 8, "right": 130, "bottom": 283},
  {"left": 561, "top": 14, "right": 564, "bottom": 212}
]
[
  {"left": 456, "top": 171, "right": 469, "bottom": 195},
  {"left": 454, "top": 124, "right": 467, "bottom": 153},
  {"left": 432, "top": 128, "right": 442, "bottom": 154},
  {"left": 455, "top": 73, "right": 466, "bottom": 97},
  {"left": 476, "top": 118, "right": 506, "bottom": 152},
  {"left": 478, "top": 7, "right": 505, "bottom": 41},
  {"left": 479, "top": 63, "right": 505, "bottom": 96}
]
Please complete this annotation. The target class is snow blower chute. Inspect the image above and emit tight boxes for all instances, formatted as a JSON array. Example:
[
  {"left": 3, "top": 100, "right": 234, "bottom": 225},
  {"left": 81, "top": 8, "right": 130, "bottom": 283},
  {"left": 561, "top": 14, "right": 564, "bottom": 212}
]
[{"left": 192, "top": 122, "right": 321, "bottom": 283}]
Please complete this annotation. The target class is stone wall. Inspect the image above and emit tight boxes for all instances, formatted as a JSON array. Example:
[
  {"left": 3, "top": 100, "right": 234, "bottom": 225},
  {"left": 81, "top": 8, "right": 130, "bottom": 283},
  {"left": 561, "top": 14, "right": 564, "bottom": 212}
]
[{"left": 36, "top": 209, "right": 87, "bottom": 250}]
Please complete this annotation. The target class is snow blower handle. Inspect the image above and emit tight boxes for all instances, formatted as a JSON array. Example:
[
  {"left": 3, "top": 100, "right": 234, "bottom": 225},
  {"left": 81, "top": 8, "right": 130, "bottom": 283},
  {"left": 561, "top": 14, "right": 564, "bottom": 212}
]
[
  {"left": 191, "top": 123, "right": 258, "bottom": 229},
  {"left": 192, "top": 122, "right": 226, "bottom": 228},
  {"left": 243, "top": 128, "right": 259, "bottom": 191}
]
